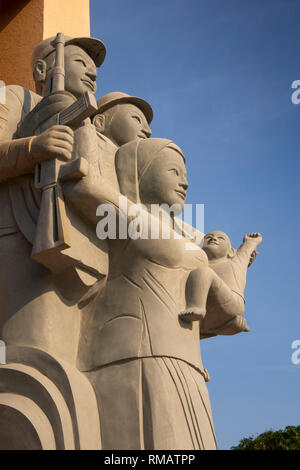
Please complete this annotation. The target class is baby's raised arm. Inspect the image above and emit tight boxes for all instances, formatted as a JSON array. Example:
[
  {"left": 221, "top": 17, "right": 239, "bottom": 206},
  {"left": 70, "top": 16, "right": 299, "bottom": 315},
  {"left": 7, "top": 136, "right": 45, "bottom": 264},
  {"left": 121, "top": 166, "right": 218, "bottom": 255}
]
[{"left": 237, "top": 232, "right": 262, "bottom": 267}]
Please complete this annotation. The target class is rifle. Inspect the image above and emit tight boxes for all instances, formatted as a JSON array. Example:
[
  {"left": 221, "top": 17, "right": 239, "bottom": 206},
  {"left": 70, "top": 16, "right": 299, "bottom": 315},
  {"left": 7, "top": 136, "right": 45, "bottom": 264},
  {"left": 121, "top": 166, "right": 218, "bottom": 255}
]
[{"left": 18, "top": 32, "right": 98, "bottom": 271}]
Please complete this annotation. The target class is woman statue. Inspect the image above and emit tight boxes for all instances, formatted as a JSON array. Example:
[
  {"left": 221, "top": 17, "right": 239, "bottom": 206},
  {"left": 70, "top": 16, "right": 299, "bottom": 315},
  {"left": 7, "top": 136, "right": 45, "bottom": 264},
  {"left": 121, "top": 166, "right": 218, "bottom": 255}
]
[{"left": 68, "top": 138, "right": 244, "bottom": 450}]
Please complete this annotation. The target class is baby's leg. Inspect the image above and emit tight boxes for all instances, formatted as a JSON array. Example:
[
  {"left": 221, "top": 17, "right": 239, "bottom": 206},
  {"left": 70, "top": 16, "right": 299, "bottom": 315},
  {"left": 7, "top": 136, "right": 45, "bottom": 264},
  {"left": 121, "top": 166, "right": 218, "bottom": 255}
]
[
  {"left": 179, "top": 265, "right": 215, "bottom": 322},
  {"left": 209, "top": 276, "right": 245, "bottom": 317},
  {"left": 201, "top": 313, "right": 249, "bottom": 338},
  {"left": 200, "top": 278, "right": 245, "bottom": 334}
]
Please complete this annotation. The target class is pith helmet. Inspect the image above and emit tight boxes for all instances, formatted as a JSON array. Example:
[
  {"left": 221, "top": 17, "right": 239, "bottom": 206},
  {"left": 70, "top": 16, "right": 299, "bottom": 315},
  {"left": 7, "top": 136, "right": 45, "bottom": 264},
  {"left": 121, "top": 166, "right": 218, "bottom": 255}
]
[
  {"left": 32, "top": 34, "right": 106, "bottom": 68},
  {"left": 95, "top": 91, "right": 153, "bottom": 124}
]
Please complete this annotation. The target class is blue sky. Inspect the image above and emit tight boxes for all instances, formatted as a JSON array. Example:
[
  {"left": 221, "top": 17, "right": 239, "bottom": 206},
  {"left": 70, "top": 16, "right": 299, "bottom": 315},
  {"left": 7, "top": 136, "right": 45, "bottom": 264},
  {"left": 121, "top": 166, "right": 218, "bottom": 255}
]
[{"left": 90, "top": 0, "right": 300, "bottom": 449}]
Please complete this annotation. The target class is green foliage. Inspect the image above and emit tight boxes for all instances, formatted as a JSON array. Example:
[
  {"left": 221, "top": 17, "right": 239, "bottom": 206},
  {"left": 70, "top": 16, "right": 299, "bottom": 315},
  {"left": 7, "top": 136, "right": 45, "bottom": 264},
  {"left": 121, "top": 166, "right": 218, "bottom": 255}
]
[{"left": 231, "top": 426, "right": 300, "bottom": 450}]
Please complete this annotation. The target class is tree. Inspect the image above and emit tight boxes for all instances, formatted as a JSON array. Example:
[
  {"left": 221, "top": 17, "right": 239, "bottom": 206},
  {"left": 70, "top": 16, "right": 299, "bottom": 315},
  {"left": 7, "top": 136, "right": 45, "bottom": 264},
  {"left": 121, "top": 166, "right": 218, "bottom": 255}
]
[{"left": 231, "top": 426, "right": 300, "bottom": 450}]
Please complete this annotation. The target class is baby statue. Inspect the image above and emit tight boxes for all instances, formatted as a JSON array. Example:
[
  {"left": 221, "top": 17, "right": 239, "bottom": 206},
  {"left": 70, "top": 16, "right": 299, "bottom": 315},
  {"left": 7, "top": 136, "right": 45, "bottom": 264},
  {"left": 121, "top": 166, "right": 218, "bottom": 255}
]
[{"left": 180, "top": 231, "right": 262, "bottom": 334}]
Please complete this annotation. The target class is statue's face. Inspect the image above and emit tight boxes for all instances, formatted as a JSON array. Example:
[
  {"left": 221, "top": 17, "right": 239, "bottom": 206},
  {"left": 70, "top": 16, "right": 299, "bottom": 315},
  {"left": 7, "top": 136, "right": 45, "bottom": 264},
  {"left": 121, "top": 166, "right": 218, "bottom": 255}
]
[
  {"left": 64, "top": 45, "right": 97, "bottom": 97},
  {"left": 202, "top": 231, "right": 231, "bottom": 259},
  {"left": 139, "top": 147, "right": 188, "bottom": 212},
  {"left": 104, "top": 103, "right": 151, "bottom": 146}
]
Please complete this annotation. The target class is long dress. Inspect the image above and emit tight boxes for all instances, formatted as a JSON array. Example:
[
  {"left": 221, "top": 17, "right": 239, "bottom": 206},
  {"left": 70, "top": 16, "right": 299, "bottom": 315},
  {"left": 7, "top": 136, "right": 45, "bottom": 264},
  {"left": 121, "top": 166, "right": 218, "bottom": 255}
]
[{"left": 79, "top": 233, "right": 218, "bottom": 450}]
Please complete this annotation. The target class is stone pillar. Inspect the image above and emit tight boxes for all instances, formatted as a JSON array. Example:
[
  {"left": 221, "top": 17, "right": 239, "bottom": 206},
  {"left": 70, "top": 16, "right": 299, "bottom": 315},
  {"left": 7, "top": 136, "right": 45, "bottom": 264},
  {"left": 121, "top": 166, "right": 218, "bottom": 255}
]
[{"left": 0, "top": 0, "right": 90, "bottom": 91}]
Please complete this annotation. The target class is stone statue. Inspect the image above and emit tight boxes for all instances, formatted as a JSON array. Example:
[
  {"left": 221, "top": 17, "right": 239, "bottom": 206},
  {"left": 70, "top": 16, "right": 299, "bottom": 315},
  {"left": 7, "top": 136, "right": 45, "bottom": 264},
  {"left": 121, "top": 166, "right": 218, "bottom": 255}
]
[
  {"left": 93, "top": 91, "right": 153, "bottom": 147},
  {"left": 0, "top": 33, "right": 156, "bottom": 450},
  {"left": 89, "top": 91, "right": 153, "bottom": 191},
  {"left": 180, "top": 231, "right": 262, "bottom": 336},
  {"left": 0, "top": 34, "right": 107, "bottom": 450},
  {"left": 65, "top": 138, "right": 257, "bottom": 450},
  {"left": 0, "top": 34, "right": 107, "bottom": 358},
  {"left": 74, "top": 138, "right": 214, "bottom": 450},
  {"left": 0, "top": 31, "right": 263, "bottom": 450}
]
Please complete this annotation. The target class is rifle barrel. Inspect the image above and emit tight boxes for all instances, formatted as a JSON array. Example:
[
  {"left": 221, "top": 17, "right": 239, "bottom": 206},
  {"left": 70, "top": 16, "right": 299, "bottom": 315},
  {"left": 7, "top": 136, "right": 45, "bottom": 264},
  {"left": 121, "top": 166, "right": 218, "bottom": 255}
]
[{"left": 51, "top": 32, "right": 65, "bottom": 93}]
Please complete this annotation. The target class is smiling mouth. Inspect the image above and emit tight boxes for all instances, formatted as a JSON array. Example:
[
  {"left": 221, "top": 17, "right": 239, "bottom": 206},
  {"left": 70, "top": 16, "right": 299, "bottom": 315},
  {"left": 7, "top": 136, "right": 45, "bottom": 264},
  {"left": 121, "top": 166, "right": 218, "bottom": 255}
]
[
  {"left": 207, "top": 241, "right": 218, "bottom": 245},
  {"left": 138, "top": 134, "right": 147, "bottom": 139},
  {"left": 175, "top": 190, "right": 186, "bottom": 200},
  {"left": 81, "top": 79, "right": 95, "bottom": 91}
]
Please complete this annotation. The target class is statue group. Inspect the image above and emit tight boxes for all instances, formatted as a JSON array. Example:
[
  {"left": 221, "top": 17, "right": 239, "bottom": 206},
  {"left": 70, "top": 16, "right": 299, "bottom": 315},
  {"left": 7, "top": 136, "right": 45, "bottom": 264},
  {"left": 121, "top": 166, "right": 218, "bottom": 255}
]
[{"left": 0, "top": 33, "right": 262, "bottom": 450}]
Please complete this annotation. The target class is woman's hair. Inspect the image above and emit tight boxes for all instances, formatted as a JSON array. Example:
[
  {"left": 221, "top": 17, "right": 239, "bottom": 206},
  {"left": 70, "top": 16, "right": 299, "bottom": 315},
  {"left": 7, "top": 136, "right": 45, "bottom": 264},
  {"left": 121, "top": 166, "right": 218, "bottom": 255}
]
[{"left": 115, "top": 138, "right": 185, "bottom": 203}]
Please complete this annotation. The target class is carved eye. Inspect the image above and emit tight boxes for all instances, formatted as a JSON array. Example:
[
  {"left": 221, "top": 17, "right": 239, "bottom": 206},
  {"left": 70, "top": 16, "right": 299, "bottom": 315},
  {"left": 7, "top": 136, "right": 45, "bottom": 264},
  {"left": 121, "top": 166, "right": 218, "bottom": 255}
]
[
  {"left": 169, "top": 168, "right": 179, "bottom": 176},
  {"left": 132, "top": 115, "right": 142, "bottom": 123},
  {"left": 75, "top": 59, "right": 86, "bottom": 67}
]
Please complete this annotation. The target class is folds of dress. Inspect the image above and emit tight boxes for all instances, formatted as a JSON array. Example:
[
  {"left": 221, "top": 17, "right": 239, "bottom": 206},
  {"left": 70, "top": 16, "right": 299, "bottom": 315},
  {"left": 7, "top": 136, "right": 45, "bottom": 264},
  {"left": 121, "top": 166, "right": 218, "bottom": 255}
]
[{"left": 79, "top": 231, "right": 217, "bottom": 449}]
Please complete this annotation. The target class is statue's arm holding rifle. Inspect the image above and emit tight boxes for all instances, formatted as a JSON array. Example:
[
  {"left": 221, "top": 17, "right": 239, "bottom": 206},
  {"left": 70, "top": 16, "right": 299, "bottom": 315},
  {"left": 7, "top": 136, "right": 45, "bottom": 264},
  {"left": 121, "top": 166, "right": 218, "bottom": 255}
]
[
  {"left": 2, "top": 33, "right": 98, "bottom": 271},
  {"left": 0, "top": 86, "right": 74, "bottom": 183}
]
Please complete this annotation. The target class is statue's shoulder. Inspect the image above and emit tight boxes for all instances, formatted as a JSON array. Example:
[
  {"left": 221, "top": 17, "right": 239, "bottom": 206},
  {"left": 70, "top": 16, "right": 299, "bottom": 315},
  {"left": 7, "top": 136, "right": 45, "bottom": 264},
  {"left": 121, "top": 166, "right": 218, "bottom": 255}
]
[
  {"left": 1, "top": 85, "right": 42, "bottom": 139},
  {"left": 6, "top": 85, "right": 42, "bottom": 114}
]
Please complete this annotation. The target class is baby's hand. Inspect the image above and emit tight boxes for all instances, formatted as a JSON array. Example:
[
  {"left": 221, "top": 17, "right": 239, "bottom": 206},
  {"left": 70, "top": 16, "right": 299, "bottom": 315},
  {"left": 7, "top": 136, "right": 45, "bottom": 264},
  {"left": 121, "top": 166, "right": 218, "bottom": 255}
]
[{"left": 243, "top": 232, "right": 262, "bottom": 246}]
